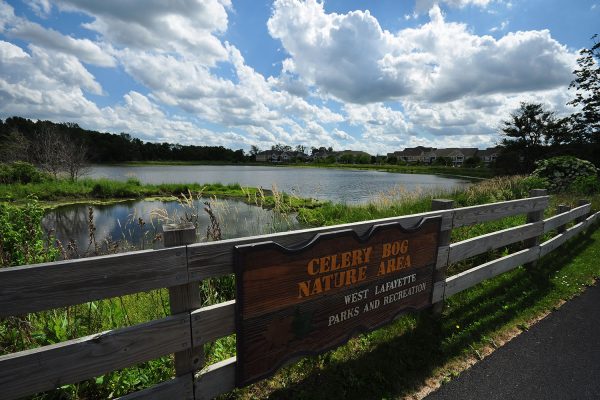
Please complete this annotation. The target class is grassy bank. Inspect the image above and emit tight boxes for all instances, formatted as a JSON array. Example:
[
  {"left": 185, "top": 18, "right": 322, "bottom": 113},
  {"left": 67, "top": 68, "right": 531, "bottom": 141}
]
[
  {"left": 291, "top": 162, "right": 495, "bottom": 179},
  {"left": 233, "top": 177, "right": 600, "bottom": 399},
  {"left": 0, "top": 177, "right": 321, "bottom": 211},
  {"left": 110, "top": 160, "right": 495, "bottom": 179},
  {"left": 2, "top": 175, "right": 599, "bottom": 399}
]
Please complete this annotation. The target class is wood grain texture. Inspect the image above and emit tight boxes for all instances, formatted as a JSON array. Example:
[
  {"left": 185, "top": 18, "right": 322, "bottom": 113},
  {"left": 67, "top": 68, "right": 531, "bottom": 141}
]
[
  {"left": 452, "top": 196, "right": 549, "bottom": 228},
  {"left": 448, "top": 222, "right": 543, "bottom": 265},
  {"left": 431, "top": 281, "right": 445, "bottom": 304},
  {"left": 0, "top": 247, "right": 187, "bottom": 317},
  {"left": 575, "top": 200, "right": 591, "bottom": 223},
  {"left": 191, "top": 300, "right": 235, "bottom": 347},
  {"left": 164, "top": 225, "right": 202, "bottom": 384},
  {"left": 435, "top": 245, "right": 449, "bottom": 270},
  {"left": 430, "top": 199, "right": 453, "bottom": 313},
  {"left": 117, "top": 374, "right": 193, "bottom": 400},
  {"left": 195, "top": 357, "right": 236, "bottom": 400},
  {"left": 444, "top": 247, "right": 540, "bottom": 299},
  {"left": 187, "top": 211, "right": 451, "bottom": 281},
  {"left": 0, "top": 314, "right": 191, "bottom": 400},
  {"left": 543, "top": 203, "right": 590, "bottom": 234},
  {"left": 236, "top": 219, "right": 440, "bottom": 385},
  {"left": 540, "top": 212, "right": 599, "bottom": 257}
]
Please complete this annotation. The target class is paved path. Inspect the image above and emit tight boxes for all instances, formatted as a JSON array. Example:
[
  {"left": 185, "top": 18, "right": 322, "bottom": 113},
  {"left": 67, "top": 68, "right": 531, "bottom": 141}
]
[{"left": 426, "top": 283, "right": 600, "bottom": 400}]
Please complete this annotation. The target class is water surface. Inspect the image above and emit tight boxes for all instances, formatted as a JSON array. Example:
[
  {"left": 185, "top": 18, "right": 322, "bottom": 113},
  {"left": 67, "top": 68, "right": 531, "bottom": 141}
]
[
  {"left": 43, "top": 197, "right": 296, "bottom": 253},
  {"left": 89, "top": 165, "right": 469, "bottom": 204}
]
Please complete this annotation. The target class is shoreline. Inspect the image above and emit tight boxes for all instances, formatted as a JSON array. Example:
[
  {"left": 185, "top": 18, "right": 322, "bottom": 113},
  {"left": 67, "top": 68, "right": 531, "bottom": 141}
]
[{"left": 103, "top": 161, "right": 495, "bottom": 180}]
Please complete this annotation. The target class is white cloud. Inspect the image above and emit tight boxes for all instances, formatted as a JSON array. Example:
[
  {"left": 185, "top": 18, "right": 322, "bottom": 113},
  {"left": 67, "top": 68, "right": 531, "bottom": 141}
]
[
  {"left": 24, "top": 0, "right": 52, "bottom": 17},
  {"left": 489, "top": 20, "right": 509, "bottom": 32},
  {"left": 57, "top": 0, "right": 230, "bottom": 66},
  {"left": 268, "top": 1, "right": 576, "bottom": 105},
  {"left": 1, "top": 2, "right": 114, "bottom": 66},
  {"left": 0, "top": 0, "right": 583, "bottom": 153}
]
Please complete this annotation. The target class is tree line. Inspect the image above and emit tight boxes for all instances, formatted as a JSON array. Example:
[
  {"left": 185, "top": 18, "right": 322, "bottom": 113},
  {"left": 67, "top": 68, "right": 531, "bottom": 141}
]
[
  {"left": 0, "top": 117, "right": 247, "bottom": 168},
  {"left": 498, "top": 35, "right": 600, "bottom": 173}
]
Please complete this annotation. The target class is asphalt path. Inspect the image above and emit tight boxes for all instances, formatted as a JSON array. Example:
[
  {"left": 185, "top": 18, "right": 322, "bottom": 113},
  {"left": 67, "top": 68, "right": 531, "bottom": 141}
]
[{"left": 425, "top": 283, "right": 600, "bottom": 400}]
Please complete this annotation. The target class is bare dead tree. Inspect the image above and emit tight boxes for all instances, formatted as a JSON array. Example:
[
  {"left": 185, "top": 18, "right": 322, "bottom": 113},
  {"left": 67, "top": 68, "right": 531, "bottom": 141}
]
[
  {"left": 61, "top": 139, "right": 90, "bottom": 181},
  {"left": 32, "top": 126, "right": 89, "bottom": 180},
  {"left": 33, "top": 126, "right": 64, "bottom": 179}
]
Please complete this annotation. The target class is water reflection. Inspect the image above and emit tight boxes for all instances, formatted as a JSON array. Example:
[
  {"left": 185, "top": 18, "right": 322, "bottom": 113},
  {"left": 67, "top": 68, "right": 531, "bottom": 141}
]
[
  {"left": 43, "top": 198, "right": 297, "bottom": 254},
  {"left": 89, "top": 165, "right": 470, "bottom": 204}
]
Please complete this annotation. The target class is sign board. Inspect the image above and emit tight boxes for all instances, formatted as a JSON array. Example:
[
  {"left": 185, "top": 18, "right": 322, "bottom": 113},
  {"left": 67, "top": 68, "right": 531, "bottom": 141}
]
[{"left": 235, "top": 216, "right": 441, "bottom": 386}]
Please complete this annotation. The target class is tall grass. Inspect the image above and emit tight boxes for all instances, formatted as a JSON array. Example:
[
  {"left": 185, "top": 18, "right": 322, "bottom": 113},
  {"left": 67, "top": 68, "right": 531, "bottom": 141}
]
[{"left": 2, "top": 175, "right": 599, "bottom": 399}]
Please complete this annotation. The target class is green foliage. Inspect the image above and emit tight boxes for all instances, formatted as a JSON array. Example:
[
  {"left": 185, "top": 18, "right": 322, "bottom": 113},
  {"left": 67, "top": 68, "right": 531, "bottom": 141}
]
[
  {"left": 499, "top": 102, "right": 565, "bottom": 172},
  {"left": 569, "top": 175, "right": 600, "bottom": 195},
  {"left": 531, "top": 156, "right": 598, "bottom": 193},
  {"left": 463, "top": 156, "right": 481, "bottom": 168},
  {"left": 0, "top": 198, "right": 59, "bottom": 267},
  {"left": 520, "top": 175, "right": 549, "bottom": 192},
  {"left": 568, "top": 34, "right": 600, "bottom": 144},
  {"left": 0, "top": 162, "right": 48, "bottom": 184}
]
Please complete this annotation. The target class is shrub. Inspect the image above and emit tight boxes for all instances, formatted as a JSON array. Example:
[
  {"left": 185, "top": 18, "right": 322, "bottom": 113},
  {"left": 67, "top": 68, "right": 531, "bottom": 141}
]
[
  {"left": 0, "top": 198, "right": 59, "bottom": 267},
  {"left": 521, "top": 175, "right": 549, "bottom": 192},
  {"left": 569, "top": 175, "right": 600, "bottom": 195},
  {"left": 0, "top": 162, "right": 48, "bottom": 184},
  {"left": 531, "top": 156, "right": 598, "bottom": 193}
]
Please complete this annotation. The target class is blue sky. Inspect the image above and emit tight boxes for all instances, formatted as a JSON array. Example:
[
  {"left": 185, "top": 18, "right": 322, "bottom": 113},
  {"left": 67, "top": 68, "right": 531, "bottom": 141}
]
[{"left": 0, "top": 0, "right": 598, "bottom": 154}]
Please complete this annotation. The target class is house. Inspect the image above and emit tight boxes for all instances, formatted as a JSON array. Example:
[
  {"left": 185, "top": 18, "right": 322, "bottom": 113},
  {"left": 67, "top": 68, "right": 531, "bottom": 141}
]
[
  {"left": 255, "top": 150, "right": 281, "bottom": 162},
  {"left": 476, "top": 147, "right": 500, "bottom": 165},
  {"left": 434, "top": 148, "right": 478, "bottom": 166},
  {"left": 256, "top": 150, "right": 308, "bottom": 163},
  {"left": 388, "top": 146, "right": 435, "bottom": 163}
]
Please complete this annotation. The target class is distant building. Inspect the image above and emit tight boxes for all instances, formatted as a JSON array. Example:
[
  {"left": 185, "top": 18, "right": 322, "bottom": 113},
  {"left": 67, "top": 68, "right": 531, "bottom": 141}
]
[
  {"left": 434, "top": 148, "right": 478, "bottom": 166},
  {"left": 477, "top": 147, "right": 500, "bottom": 165},
  {"left": 388, "top": 146, "right": 435, "bottom": 163},
  {"left": 388, "top": 146, "right": 498, "bottom": 166},
  {"left": 334, "top": 150, "right": 371, "bottom": 162},
  {"left": 256, "top": 150, "right": 308, "bottom": 163}
]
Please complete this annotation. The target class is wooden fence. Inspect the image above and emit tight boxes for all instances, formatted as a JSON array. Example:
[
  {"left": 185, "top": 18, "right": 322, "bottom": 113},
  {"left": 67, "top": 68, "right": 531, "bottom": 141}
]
[{"left": 1, "top": 190, "right": 598, "bottom": 400}]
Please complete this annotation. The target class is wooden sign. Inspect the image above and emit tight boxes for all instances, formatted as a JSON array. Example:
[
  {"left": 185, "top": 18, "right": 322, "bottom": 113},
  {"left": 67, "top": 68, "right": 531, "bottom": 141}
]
[{"left": 235, "top": 216, "right": 441, "bottom": 386}]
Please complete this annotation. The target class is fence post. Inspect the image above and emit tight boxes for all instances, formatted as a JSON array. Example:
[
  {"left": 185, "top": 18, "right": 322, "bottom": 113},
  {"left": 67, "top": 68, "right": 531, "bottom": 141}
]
[
  {"left": 524, "top": 189, "right": 547, "bottom": 269},
  {"left": 164, "top": 223, "right": 201, "bottom": 400},
  {"left": 431, "top": 199, "right": 454, "bottom": 316},
  {"left": 556, "top": 204, "right": 570, "bottom": 234}
]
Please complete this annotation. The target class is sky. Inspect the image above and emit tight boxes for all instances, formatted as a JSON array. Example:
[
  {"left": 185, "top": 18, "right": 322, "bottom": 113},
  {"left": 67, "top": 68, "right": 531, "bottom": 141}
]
[{"left": 0, "top": 0, "right": 598, "bottom": 154}]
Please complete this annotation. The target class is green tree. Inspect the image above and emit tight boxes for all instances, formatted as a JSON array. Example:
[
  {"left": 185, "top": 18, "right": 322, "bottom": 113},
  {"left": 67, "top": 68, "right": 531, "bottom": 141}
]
[
  {"left": 499, "top": 102, "right": 562, "bottom": 172},
  {"left": 568, "top": 34, "right": 600, "bottom": 144},
  {"left": 249, "top": 145, "right": 260, "bottom": 160}
]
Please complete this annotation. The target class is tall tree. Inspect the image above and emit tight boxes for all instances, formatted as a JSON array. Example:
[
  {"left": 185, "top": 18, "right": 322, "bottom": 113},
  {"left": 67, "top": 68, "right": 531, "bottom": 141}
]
[
  {"left": 249, "top": 145, "right": 260, "bottom": 157},
  {"left": 499, "top": 102, "right": 561, "bottom": 172},
  {"left": 568, "top": 34, "right": 600, "bottom": 144},
  {"left": 294, "top": 144, "right": 306, "bottom": 154}
]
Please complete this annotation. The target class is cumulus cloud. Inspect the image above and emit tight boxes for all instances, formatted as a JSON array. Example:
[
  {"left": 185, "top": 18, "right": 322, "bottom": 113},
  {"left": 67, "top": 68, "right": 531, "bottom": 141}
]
[
  {"left": 56, "top": 0, "right": 230, "bottom": 66},
  {"left": 0, "top": 0, "right": 583, "bottom": 154},
  {"left": 1, "top": 2, "right": 114, "bottom": 66},
  {"left": 268, "top": 1, "right": 576, "bottom": 105}
]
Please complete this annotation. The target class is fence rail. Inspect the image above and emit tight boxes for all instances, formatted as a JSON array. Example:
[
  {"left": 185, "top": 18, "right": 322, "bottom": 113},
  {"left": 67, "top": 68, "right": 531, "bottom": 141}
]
[{"left": 0, "top": 192, "right": 598, "bottom": 400}]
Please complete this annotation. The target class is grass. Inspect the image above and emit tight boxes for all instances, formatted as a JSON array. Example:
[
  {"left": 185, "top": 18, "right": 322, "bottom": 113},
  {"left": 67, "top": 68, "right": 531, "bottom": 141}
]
[
  {"left": 110, "top": 160, "right": 496, "bottom": 179},
  {"left": 232, "top": 208, "right": 600, "bottom": 400},
  {"left": 290, "top": 163, "right": 496, "bottom": 179},
  {"left": 2, "top": 174, "right": 600, "bottom": 399},
  {"left": 0, "top": 177, "right": 323, "bottom": 213}
]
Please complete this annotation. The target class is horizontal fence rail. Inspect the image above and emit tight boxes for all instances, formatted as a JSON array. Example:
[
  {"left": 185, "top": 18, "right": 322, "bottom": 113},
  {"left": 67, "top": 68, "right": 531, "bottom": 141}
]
[
  {"left": 0, "top": 193, "right": 598, "bottom": 400},
  {"left": 0, "top": 247, "right": 187, "bottom": 317}
]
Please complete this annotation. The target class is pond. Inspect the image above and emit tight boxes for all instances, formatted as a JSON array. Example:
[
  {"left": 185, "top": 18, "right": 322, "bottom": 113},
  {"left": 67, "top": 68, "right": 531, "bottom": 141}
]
[
  {"left": 89, "top": 165, "right": 470, "bottom": 204},
  {"left": 43, "top": 197, "right": 296, "bottom": 254}
]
